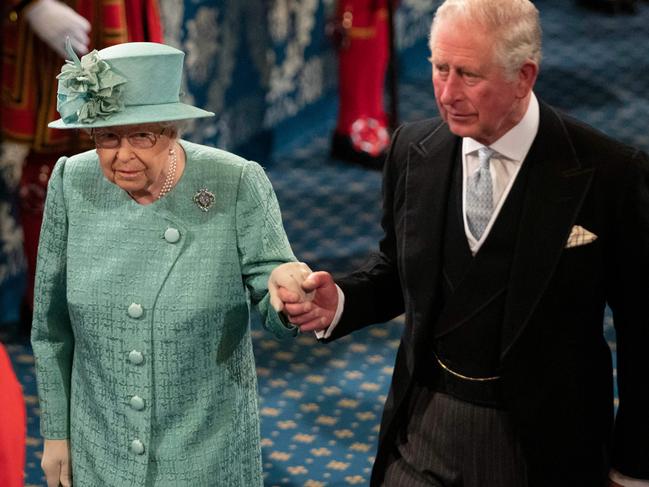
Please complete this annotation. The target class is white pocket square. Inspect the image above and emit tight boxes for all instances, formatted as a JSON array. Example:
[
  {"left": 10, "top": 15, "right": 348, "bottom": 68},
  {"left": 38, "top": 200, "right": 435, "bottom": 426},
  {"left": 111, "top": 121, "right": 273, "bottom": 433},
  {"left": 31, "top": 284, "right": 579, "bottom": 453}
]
[{"left": 565, "top": 225, "right": 598, "bottom": 249}]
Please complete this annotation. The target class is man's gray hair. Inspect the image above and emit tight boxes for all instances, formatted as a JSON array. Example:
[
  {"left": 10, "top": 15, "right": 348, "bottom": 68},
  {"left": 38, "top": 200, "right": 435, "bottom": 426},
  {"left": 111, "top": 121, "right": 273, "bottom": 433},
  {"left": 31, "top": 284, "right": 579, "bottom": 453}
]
[{"left": 429, "top": 0, "right": 542, "bottom": 78}]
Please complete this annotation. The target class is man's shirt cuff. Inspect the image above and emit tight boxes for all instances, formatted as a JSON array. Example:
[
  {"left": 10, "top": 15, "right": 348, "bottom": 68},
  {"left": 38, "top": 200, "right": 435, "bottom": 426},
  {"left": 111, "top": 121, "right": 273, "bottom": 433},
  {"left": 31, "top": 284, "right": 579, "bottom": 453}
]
[
  {"left": 314, "top": 285, "right": 344, "bottom": 340},
  {"left": 610, "top": 469, "right": 649, "bottom": 486}
]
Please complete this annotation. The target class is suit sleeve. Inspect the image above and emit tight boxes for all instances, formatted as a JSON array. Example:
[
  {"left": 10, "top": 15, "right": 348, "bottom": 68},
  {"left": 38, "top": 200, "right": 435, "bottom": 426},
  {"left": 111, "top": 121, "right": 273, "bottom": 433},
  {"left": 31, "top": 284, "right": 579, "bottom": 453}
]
[
  {"left": 30, "top": 157, "right": 74, "bottom": 439},
  {"left": 330, "top": 125, "right": 407, "bottom": 339},
  {"left": 608, "top": 149, "right": 649, "bottom": 478},
  {"left": 235, "top": 161, "right": 298, "bottom": 339}
]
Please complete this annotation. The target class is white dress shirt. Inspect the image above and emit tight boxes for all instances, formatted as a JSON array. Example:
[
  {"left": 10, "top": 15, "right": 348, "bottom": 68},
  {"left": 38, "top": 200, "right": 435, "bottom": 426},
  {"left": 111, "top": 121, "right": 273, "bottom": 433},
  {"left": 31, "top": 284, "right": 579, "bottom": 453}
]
[{"left": 462, "top": 93, "right": 539, "bottom": 254}]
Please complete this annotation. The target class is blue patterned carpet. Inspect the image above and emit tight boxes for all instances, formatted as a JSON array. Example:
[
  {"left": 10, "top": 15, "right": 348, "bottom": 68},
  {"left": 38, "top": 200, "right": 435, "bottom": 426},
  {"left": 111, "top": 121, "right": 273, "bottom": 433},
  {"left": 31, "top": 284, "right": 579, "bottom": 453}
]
[{"left": 7, "top": 0, "right": 648, "bottom": 485}]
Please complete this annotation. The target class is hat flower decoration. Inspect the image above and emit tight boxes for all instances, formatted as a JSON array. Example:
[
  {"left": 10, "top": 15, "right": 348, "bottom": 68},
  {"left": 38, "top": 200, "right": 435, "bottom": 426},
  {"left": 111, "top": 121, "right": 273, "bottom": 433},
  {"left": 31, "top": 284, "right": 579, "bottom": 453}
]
[
  {"left": 50, "top": 40, "right": 214, "bottom": 129},
  {"left": 56, "top": 39, "right": 128, "bottom": 124}
]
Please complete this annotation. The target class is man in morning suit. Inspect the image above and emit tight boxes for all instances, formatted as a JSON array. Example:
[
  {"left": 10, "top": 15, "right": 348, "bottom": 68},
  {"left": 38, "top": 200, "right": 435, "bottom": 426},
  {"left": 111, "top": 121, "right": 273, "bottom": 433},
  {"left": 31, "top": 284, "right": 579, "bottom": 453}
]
[{"left": 275, "top": 0, "right": 649, "bottom": 485}]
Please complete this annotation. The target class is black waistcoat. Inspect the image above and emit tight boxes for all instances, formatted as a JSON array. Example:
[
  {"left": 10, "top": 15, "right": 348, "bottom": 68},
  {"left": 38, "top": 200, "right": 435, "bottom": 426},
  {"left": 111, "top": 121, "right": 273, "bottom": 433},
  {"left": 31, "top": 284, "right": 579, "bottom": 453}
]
[{"left": 433, "top": 151, "right": 531, "bottom": 378}]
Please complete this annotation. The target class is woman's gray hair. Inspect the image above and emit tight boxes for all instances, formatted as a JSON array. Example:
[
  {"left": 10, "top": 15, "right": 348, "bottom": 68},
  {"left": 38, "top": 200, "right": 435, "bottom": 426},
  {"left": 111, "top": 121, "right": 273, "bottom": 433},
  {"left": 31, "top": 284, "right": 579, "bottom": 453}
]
[
  {"left": 429, "top": 0, "right": 542, "bottom": 79},
  {"left": 156, "top": 120, "right": 187, "bottom": 138}
]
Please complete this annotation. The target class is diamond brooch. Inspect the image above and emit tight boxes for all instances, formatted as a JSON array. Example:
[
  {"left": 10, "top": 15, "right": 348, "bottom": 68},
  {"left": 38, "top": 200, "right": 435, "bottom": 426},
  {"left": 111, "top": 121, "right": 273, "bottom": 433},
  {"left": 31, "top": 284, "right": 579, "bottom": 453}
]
[{"left": 193, "top": 188, "right": 215, "bottom": 212}]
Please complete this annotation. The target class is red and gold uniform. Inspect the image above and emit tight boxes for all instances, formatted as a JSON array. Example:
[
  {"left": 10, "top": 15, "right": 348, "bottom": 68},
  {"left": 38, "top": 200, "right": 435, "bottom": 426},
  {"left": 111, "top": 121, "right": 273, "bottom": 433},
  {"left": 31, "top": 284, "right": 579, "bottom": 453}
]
[
  {"left": 1, "top": 0, "right": 163, "bottom": 310},
  {"left": 331, "top": 0, "right": 395, "bottom": 169}
]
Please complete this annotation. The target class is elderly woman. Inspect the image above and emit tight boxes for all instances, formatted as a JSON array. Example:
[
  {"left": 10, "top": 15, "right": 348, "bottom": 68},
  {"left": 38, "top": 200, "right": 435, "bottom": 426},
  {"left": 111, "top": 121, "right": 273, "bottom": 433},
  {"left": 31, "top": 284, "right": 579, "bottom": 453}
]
[{"left": 31, "top": 41, "right": 309, "bottom": 487}]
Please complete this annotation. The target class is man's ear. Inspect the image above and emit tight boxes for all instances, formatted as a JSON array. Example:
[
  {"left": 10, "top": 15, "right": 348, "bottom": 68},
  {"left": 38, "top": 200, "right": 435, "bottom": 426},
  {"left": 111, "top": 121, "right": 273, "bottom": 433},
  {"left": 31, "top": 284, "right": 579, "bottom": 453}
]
[{"left": 516, "top": 60, "right": 539, "bottom": 98}]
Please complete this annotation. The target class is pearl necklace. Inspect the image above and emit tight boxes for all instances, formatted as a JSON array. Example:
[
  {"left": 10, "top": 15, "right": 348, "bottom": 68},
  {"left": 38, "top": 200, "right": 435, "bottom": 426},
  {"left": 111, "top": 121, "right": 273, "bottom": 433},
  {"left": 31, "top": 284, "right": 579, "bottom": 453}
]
[{"left": 158, "top": 148, "right": 177, "bottom": 200}]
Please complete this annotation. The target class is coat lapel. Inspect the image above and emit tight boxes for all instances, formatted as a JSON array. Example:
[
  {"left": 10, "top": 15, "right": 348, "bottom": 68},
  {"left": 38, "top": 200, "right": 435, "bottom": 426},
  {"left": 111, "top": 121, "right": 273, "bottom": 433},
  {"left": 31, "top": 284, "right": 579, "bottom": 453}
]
[
  {"left": 500, "top": 103, "right": 595, "bottom": 358},
  {"left": 401, "top": 122, "right": 458, "bottom": 352}
]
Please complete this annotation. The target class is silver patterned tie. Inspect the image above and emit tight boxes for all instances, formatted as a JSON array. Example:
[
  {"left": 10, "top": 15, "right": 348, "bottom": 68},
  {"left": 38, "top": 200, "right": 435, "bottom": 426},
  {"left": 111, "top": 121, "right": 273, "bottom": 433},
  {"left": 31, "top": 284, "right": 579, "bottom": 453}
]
[{"left": 466, "top": 147, "right": 495, "bottom": 240}]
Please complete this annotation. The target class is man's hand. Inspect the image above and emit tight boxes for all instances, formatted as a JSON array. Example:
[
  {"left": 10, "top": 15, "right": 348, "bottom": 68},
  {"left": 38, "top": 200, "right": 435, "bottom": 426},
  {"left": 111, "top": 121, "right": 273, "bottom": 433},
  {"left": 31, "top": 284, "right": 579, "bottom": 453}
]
[
  {"left": 25, "top": 0, "right": 91, "bottom": 58},
  {"left": 268, "top": 262, "right": 314, "bottom": 313},
  {"left": 42, "top": 438, "right": 72, "bottom": 487},
  {"left": 281, "top": 271, "right": 338, "bottom": 332}
]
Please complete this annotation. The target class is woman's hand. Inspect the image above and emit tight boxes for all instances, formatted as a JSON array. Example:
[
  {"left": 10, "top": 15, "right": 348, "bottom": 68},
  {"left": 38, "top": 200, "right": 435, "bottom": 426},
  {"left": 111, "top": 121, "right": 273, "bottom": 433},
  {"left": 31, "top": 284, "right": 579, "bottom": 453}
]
[
  {"left": 268, "top": 262, "right": 314, "bottom": 312},
  {"left": 42, "top": 438, "right": 72, "bottom": 487}
]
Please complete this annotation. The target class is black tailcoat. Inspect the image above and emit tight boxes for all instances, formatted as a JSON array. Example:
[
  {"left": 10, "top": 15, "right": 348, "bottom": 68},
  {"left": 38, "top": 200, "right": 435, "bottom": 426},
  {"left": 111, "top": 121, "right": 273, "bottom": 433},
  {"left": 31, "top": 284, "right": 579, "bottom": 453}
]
[{"left": 329, "top": 101, "right": 649, "bottom": 486}]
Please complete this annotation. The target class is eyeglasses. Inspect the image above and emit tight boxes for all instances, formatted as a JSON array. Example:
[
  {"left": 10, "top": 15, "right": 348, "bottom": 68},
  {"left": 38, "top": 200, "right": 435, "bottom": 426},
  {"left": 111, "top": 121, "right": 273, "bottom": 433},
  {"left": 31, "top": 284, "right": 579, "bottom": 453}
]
[{"left": 92, "top": 128, "right": 167, "bottom": 149}]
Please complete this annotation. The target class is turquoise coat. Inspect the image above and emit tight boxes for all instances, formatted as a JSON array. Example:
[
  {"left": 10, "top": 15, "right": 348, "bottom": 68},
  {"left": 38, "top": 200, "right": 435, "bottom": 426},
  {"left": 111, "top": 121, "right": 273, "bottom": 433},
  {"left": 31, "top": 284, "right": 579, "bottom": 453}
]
[{"left": 31, "top": 141, "right": 298, "bottom": 486}]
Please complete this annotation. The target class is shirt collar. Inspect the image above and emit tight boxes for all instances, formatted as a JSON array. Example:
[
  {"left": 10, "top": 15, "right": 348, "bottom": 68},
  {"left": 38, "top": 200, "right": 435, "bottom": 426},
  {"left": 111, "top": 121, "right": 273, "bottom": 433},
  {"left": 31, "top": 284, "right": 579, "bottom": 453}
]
[{"left": 463, "top": 92, "right": 540, "bottom": 163}]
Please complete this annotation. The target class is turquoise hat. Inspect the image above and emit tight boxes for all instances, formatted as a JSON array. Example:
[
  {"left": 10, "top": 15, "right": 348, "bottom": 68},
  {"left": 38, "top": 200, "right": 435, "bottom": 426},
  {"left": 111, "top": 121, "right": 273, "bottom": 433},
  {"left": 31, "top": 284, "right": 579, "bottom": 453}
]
[{"left": 49, "top": 41, "right": 214, "bottom": 129}]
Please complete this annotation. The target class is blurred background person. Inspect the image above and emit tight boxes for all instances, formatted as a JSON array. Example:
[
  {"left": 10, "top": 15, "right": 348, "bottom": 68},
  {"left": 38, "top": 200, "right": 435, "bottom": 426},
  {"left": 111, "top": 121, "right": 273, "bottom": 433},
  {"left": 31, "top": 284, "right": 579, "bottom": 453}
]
[{"left": 329, "top": 0, "right": 396, "bottom": 170}]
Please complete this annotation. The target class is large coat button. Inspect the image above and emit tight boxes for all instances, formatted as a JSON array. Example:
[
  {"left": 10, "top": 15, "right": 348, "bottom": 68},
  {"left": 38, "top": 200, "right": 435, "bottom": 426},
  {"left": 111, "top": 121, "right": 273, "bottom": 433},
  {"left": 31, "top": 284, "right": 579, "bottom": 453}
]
[
  {"left": 164, "top": 227, "right": 180, "bottom": 243},
  {"left": 130, "top": 439, "right": 145, "bottom": 455},
  {"left": 127, "top": 303, "right": 143, "bottom": 319},
  {"left": 130, "top": 395, "right": 145, "bottom": 411},
  {"left": 128, "top": 350, "right": 144, "bottom": 365}
]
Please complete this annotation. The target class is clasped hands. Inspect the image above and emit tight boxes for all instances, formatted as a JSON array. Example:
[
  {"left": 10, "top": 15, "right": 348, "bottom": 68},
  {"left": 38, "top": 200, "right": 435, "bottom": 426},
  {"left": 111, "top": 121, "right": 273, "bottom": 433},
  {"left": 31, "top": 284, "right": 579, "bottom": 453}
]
[{"left": 268, "top": 262, "right": 338, "bottom": 332}]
